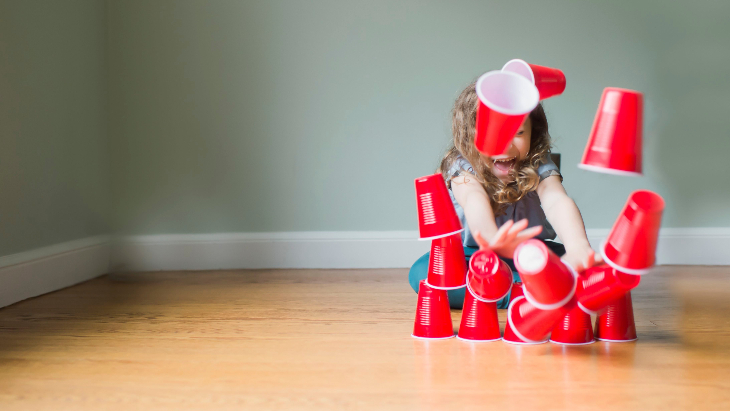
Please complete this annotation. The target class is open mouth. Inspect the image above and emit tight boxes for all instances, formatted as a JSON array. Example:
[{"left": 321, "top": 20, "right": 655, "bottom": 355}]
[{"left": 492, "top": 156, "right": 516, "bottom": 173}]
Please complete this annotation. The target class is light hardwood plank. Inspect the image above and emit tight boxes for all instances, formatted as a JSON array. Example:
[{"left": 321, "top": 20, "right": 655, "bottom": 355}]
[{"left": 0, "top": 266, "right": 728, "bottom": 410}]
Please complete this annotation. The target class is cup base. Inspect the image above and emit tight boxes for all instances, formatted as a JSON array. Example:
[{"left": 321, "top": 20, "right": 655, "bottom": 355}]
[
  {"left": 412, "top": 334, "right": 456, "bottom": 340},
  {"left": 457, "top": 336, "right": 502, "bottom": 343},
  {"left": 577, "top": 163, "right": 642, "bottom": 177},
  {"left": 549, "top": 339, "right": 596, "bottom": 346}
]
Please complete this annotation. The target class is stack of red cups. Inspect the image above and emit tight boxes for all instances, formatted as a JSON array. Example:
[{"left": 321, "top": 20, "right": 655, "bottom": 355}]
[
  {"left": 579, "top": 190, "right": 664, "bottom": 342},
  {"left": 458, "top": 248, "right": 512, "bottom": 342},
  {"left": 412, "top": 174, "right": 467, "bottom": 339}
]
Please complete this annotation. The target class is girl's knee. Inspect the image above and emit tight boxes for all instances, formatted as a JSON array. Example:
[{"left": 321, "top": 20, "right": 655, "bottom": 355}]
[
  {"left": 408, "top": 252, "right": 430, "bottom": 293},
  {"left": 409, "top": 251, "right": 466, "bottom": 309}
]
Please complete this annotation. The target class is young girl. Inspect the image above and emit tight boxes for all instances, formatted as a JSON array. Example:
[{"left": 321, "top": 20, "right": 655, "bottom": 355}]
[{"left": 409, "top": 77, "right": 601, "bottom": 308}]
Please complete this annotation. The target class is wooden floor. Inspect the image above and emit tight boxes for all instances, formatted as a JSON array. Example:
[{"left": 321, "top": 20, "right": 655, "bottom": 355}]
[{"left": 0, "top": 267, "right": 729, "bottom": 410}]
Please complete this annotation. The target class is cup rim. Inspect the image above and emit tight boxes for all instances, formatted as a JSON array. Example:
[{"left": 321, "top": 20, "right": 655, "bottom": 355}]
[
  {"left": 426, "top": 280, "right": 466, "bottom": 291},
  {"left": 577, "top": 301, "right": 598, "bottom": 315},
  {"left": 549, "top": 339, "right": 596, "bottom": 346},
  {"left": 596, "top": 337, "right": 638, "bottom": 342},
  {"left": 502, "top": 338, "right": 548, "bottom": 345},
  {"left": 475, "top": 70, "right": 539, "bottom": 115},
  {"left": 600, "top": 241, "right": 653, "bottom": 275},
  {"left": 418, "top": 228, "right": 464, "bottom": 241},
  {"left": 577, "top": 163, "right": 642, "bottom": 177},
  {"left": 501, "top": 58, "right": 535, "bottom": 84},
  {"left": 506, "top": 296, "right": 543, "bottom": 344},
  {"left": 411, "top": 334, "right": 456, "bottom": 340}
]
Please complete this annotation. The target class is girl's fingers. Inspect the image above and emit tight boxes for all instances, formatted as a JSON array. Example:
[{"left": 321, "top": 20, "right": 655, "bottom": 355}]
[
  {"left": 490, "top": 220, "right": 514, "bottom": 247},
  {"left": 504, "top": 219, "right": 529, "bottom": 243},
  {"left": 473, "top": 230, "right": 490, "bottom": 250},
  {"left": 509, "top": 219, "right": 529, "bottom": 235},
  {"left": 593, "top": 251, "right": 604, "bottom": 265},
  {"left": 514, "top": 225, "right": 543, "bottom": 242}
]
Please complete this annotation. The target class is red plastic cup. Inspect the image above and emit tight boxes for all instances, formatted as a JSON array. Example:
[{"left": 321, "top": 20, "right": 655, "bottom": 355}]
[
  {"left": 503, "top": 282, "right": 547, "bottom": 345},
  {"left": 412, "top": 280, "right": 455, "bottom": 339},
  {"left": 576, "top": 264, "right": 641, "bottom": 315},
  {"left": 466, "top": 249, "right": 512, "bottom": 302},
  {"left": 595, "top": 291, "right": 637, "bottom": 342},
  {"left": 426, "top": 233, "right": 467, "bottom": 290},
  {"left": 507, "top": 295, "right": 576, "bottom": 343},
  {"left": 513, "top": 240, "right": 577, "bottom": 310},
  {"left": 474, "top": 71, "right": 539, "bottom": 156},
  {"left": 601, "top": 190, "right": 665, "bottom": 275},
  {"left": 415, "top": 173, "right": 463, "bottom": 241},
  {"left": 501, "top": 59, "right": 566, "bottom": 100},
  {"left": 579, "top": 88, "right": 643, "bottom": 176},
  {"left": 550, "top": 306, "right": 595, "bottom": 345},
  {"left": 457, "top": 288, "right": 501, "bottom": 342}
]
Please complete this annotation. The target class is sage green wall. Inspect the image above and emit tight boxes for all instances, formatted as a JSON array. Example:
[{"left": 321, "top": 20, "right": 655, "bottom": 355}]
[
  {"left": 107, "top": 0, "right": 728, "bottom": 235},
  {"left": 0, "top": 0, "right": 111, "bottom": 256}
]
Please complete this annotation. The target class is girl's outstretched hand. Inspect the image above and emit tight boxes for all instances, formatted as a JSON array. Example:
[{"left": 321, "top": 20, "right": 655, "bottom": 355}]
[
  {"left": 562, "top": 245, "right": 604, "bottom": 273},
  {"left": 473, "top": 219, "right": 542, "bottom": 259}
]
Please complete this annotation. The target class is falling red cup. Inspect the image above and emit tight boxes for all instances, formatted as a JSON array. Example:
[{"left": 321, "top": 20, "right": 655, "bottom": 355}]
[
  {"left": 466, "top": 249, "right": 512, "bottom": 302},
  {"left": 579, "top": 88, "right": 643, "bottom": 176},
  {"left": 503, "top": 282, "right": 546, "bottom": 345},
  {"left": 501, "top": 59, "right": 566, "bottom": 100},
  {"left": 412, "top": 280, "right": 455, "bottom": 339},
  {"left": 426, "top": 233, "right": 467, "bottom": 290},
  {"left": 514, "top": 240, "right": 577, "bottom": 310},
  {"left": 507, "top": 295, "right": 576, "bottom": 343},
  {"left": 602, "top": 190, "right": 665, "bottom": 275},
  {"left": 457, "top": 288, "right": 501, "bottom": 342},
  {"left": 595, "top": 291, "right": 637, "bottom": 342},
  {"left": 576, "top": 264, "right": 641, "bottom": 315},
  {"left": 550, "top": 306, "right": 595, "bottom": 345},
  {"left": 415, "top": 173, "right": 463, "bottom": 241},
  {"left": 474, "top": 71, "right": 539, "bottom": 156}
]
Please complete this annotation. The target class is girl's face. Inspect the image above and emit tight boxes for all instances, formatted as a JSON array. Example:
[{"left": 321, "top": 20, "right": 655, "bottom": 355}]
[{"left": 482, "top": 116, "right": 531, "bottom": 182}]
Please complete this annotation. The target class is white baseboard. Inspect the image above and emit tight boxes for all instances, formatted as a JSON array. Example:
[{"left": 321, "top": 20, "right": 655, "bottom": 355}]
[
  {"left": 111, "top": 228, "right": 730, "bottom": 272},
  {"left": 0, "top": 236, "right": 111, "bottom": 308},
  {"left": 111, "top": 231, "right": 431, "bottom": 271}
]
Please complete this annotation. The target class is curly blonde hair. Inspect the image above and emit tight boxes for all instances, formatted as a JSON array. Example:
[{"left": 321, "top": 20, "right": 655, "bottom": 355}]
[{"left": 440, "top": 78, "right": 553, "bottom": 216}]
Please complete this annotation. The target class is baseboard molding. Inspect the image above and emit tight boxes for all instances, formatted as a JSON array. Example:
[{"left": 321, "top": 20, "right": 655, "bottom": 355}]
[
  {"left": 111, "top": 228, "right": 730, "bottom": 272},
  {"left": 0, "top": 235, "right": 111, "bottom": 308},
  {"left": 111, "top": 231, "right": 431, "bottom": 271}
]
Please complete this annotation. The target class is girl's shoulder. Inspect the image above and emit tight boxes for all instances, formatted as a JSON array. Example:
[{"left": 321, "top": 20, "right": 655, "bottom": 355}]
[
  {"left": 446, "top": 155, "right": 474, "bottom": 181},
  {"left": 536, "top": 156, "right": 562, "bottom": 182}
]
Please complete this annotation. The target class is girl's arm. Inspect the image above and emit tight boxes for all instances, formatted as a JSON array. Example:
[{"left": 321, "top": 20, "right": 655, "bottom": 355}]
[
  {"left": 452, "top": 173, "right": 542, "bottom": 258},
  {"left": 536, "top": 175, "right": 603, "bottom": 271}
]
